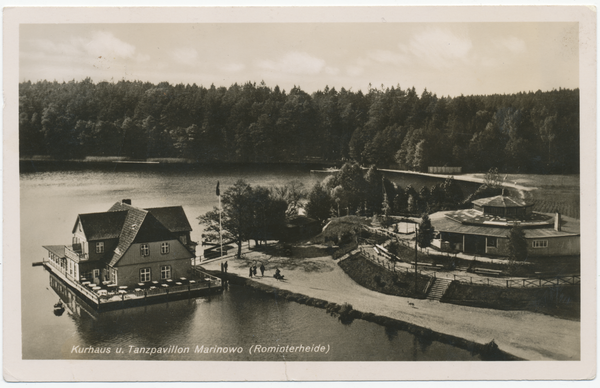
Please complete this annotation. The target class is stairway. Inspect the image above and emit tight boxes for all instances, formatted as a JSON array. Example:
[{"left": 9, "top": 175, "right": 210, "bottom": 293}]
[{"left": 426, "top": 278, "right": 453, "bottom": 301}]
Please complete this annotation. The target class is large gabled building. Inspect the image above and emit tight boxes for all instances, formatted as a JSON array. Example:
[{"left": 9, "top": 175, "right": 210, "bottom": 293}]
[
  {"left": 44, "top": 199, "right": 197, "bottom": 287},
  {"left": 430, "top": 194, "right": 580, "bottom": 257}
]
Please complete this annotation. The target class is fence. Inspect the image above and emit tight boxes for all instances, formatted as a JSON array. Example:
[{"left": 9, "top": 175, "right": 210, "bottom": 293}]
[
  {"left": 359, "top": 247, "right": 437, "bottom": 278},
  {"left": 44, "top": 259, "right": 100, "bottom": 304},
  {"left": 357, "top": 248, "right": 580, "bottom": 290},
  {"left": 449, "top": 273, "right": 580, "bottom": 289}
]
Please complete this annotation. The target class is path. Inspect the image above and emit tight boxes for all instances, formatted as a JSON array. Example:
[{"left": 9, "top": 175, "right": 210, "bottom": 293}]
[{"left": 200, "top": 245, "right": 580, "bottom": 361}]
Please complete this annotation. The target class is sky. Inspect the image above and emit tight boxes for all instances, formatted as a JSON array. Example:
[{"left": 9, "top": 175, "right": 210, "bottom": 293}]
[{"left": 19, "top": 22, "right": 578, "bottom": 97}]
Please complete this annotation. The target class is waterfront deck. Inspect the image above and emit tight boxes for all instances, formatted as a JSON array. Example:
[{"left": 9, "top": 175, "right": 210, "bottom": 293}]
[{"left": 42, "top": 259, "right": 223, "bottom": 311}]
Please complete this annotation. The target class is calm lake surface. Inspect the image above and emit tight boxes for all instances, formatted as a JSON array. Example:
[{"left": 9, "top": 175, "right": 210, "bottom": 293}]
[{"left": 20, "top": 162, "right": 481, "bottom": 361}]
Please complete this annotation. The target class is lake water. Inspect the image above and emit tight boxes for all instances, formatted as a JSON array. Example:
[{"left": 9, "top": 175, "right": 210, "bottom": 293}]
[{"left": 19, "top": 162, "right": 481, "bottom": 361}]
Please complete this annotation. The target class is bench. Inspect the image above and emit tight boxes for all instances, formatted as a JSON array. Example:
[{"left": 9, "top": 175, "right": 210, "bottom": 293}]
[{"left": 472, "top": 268, "right": 504, "bottom": 277}]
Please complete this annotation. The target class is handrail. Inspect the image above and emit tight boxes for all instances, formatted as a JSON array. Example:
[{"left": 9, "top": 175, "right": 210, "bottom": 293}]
[{"left": 357, "top": 251, "right": 581, "bottom": 290}]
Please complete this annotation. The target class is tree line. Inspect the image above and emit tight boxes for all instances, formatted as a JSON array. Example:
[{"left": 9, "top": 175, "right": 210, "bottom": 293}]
[
  {"left": 20, "top": 78, "right": 579, "bottom": 173},
  {"left": 200, "top": 163, "right": 502, "bottom": 257},
  {"left": 303, "top": 162, "right": 495, "bottom": 223}
]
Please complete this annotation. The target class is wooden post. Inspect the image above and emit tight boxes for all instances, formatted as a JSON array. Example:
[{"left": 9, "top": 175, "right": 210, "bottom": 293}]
[{"left": 414, "top": 227, "right": 418, "bottom": 296}]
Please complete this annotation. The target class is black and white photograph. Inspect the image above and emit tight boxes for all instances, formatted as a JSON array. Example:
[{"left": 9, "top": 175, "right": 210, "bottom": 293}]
[{"left": 3, "top": 5, "right": 596, "bottom": 382}]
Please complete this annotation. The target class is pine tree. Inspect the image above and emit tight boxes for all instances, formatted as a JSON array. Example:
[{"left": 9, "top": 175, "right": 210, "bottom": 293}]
[{"left": 417, "top": 214, "right": 434, "bottom": 248}]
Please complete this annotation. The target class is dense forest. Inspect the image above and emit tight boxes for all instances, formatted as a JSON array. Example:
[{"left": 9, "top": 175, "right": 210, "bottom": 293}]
[{"left": 19, "top": 79, "right": 579, "bottom": 173}]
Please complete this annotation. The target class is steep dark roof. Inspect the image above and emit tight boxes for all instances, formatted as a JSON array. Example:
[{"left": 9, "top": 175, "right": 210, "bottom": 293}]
[
  {"left": 132, "top": 212, "right": 177, "bottom": 244},
  {"left": 146, "top": 206, "right": 192, "bottom": 233},
  {"left": 105, "top": 201, "right": 195, "bottom": 267},
  {"left": 472, "top": 195, "right": 531, "bottom": 208},
  {"left": 108, "top": 203, "right": 148, "bottom": 267},
  {"left": 73, "top": 211, "right": 128, "bottom": 240}
]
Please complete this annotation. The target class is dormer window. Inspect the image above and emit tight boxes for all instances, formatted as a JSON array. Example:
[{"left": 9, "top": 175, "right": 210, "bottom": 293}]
[
  {"left": 140, "top": 244, "right": 149, "bottom": 256},
  {"left": 96, "top": 242, "right": 104, "bottom": 254}
]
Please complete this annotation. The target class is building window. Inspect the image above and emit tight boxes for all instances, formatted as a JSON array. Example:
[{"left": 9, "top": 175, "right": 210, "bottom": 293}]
[
  {"left": 96, "top": 242, "right": 104, "bottom": 254},
  {"left": 486, "top": 237, "right": 497, "bottom": 247},
  {"left": 140, "top": 244, "right": 149, "bottom": 256},
  {"left": 110, "top": 268, "right": 118, "bottom": 284},
  {"left": 532, "top": 240, "right": 548, "bottom": 248},
  {"left": 161, "top": 265, "right": 171, "bottom": 280},
  {"left": 139, "top": 268, "right": 151, "bottom": 282},
  {"left": 161, "top": 242, "right": 170, "bottom": 254}
]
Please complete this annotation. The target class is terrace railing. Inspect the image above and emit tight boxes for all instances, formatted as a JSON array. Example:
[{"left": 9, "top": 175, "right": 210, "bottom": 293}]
[
  {"left": 358, "top": 248, "right": 580, "bottom": 290},
  {"left": 449, "top": 274, "right": 580, "bottom": 289},
  {"left": 64, "top": 246, "right": 89, "bottom": 262}
]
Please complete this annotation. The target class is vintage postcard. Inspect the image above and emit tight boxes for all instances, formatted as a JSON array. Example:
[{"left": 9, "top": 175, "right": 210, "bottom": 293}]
[{"left": 3, "top": 5, "right": 596, "bottom": 382}]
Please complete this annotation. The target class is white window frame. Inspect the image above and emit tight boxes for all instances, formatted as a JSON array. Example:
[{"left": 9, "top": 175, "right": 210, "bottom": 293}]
[
  {"left": 140, "top": 244, "right": 150, "bottom": 257},
  {"left": 110, "top": 268, "right": 118, "bottom": 284},
  {"left": 96, "top": 242, "right": 104, "bottom": 254},
  {"left": 532, "top": 240, "right": 548, "bottom": 248},
  {"left": 161, "top": 242, "right": 170, "bottom": 254},
  {"left": 160, "top": 265, "right": 171, "bottom": 280},
  {"left": 139, "top": 268, "right": 151, "bottom": 282}
]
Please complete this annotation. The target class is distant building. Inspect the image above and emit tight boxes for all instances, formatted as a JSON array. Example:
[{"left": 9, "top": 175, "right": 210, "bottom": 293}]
[
  {"left": 428, "top": 166, "right": 462, "bottom": 174},
  {"left": 430, "top": 194, "right": 580, "bottom": 257},
  {"left": 44, "top": 199, "right": 197, "bottom": 286}
]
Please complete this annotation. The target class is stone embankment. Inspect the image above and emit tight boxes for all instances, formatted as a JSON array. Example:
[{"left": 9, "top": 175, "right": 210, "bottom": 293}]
[
  {"left": 206, "top": 268, "right": 518, "bottom": 361},
  {"left": 199, "top": 244, "right": 580, "bottom": 361}
]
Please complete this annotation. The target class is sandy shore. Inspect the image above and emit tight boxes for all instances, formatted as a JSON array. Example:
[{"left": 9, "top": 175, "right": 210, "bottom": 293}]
[{"left": 202, "top": 244, "right": 580, "bottom": 361}]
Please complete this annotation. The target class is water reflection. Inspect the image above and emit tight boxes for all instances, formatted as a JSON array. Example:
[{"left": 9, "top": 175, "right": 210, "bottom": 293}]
[
  {"left": 25, "top": 165, "right": 483, "bottom": 361},
  {"left": 46, "top": 271, "right": 481, "bottom": 361}
]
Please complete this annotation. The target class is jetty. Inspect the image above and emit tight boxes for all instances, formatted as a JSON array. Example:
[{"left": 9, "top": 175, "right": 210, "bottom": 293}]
[{"left": 41, "top": 259, "right": 223, "bottom": 312}]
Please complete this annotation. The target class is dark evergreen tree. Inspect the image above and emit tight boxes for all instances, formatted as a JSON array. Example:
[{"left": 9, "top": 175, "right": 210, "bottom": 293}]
[
  {"left": 305, "top": 182, "right": 333, "bottom": 223},
  {"left": 417, "top": 214, "right": 434, "bottom": 248}
]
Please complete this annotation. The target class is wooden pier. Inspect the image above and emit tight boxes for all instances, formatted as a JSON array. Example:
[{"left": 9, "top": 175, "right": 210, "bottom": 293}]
[{"left": 41, "top": 260, "right": 223, "bottom": 312}]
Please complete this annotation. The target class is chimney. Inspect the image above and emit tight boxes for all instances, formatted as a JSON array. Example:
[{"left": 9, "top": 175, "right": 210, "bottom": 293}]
[
  {"left": 554, "top": 213, "right": 561, "bottom": 231},
  {"left": 122, "top": 199, "right": 132, "bottom": 205}
]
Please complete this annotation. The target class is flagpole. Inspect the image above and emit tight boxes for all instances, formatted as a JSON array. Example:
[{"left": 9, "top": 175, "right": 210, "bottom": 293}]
[
  {"left": 218, "top": 184, "right": 223, "bottom": 258},
  {"left": 219, "top": 195, "right": 223, "bottom": 257}
]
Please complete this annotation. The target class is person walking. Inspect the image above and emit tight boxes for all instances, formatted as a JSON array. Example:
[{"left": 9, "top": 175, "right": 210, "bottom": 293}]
[
  {"left": 260, "top": 263, "right": 265, "bottom": 277},
  {"left": 221, "top": 262, "right": 224, "bottom": 273},
  {"left": 253, "top": 265, "right": 257, "bottom": 277},
  {"left": 224, "top": 261, "right": 228, "bottom": 273},
  {"left": 249, "top": 266, "right": 253, "bottom": 278}
]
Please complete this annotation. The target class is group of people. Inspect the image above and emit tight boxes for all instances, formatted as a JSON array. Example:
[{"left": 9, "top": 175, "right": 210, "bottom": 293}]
[
  {"left": 248, "top": 262, "right": 266, "bottom": 278},
  {"left": 219, "top": 259, "right": 284, "bottom": 281},
  {"left": 220, "top": 261, "right": 228, "bottom": 273}
]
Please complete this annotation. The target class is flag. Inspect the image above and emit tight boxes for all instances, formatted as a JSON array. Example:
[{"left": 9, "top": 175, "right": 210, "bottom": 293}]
[{"left": 216, "top": 181, "right": 220, "bottom": 196}]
